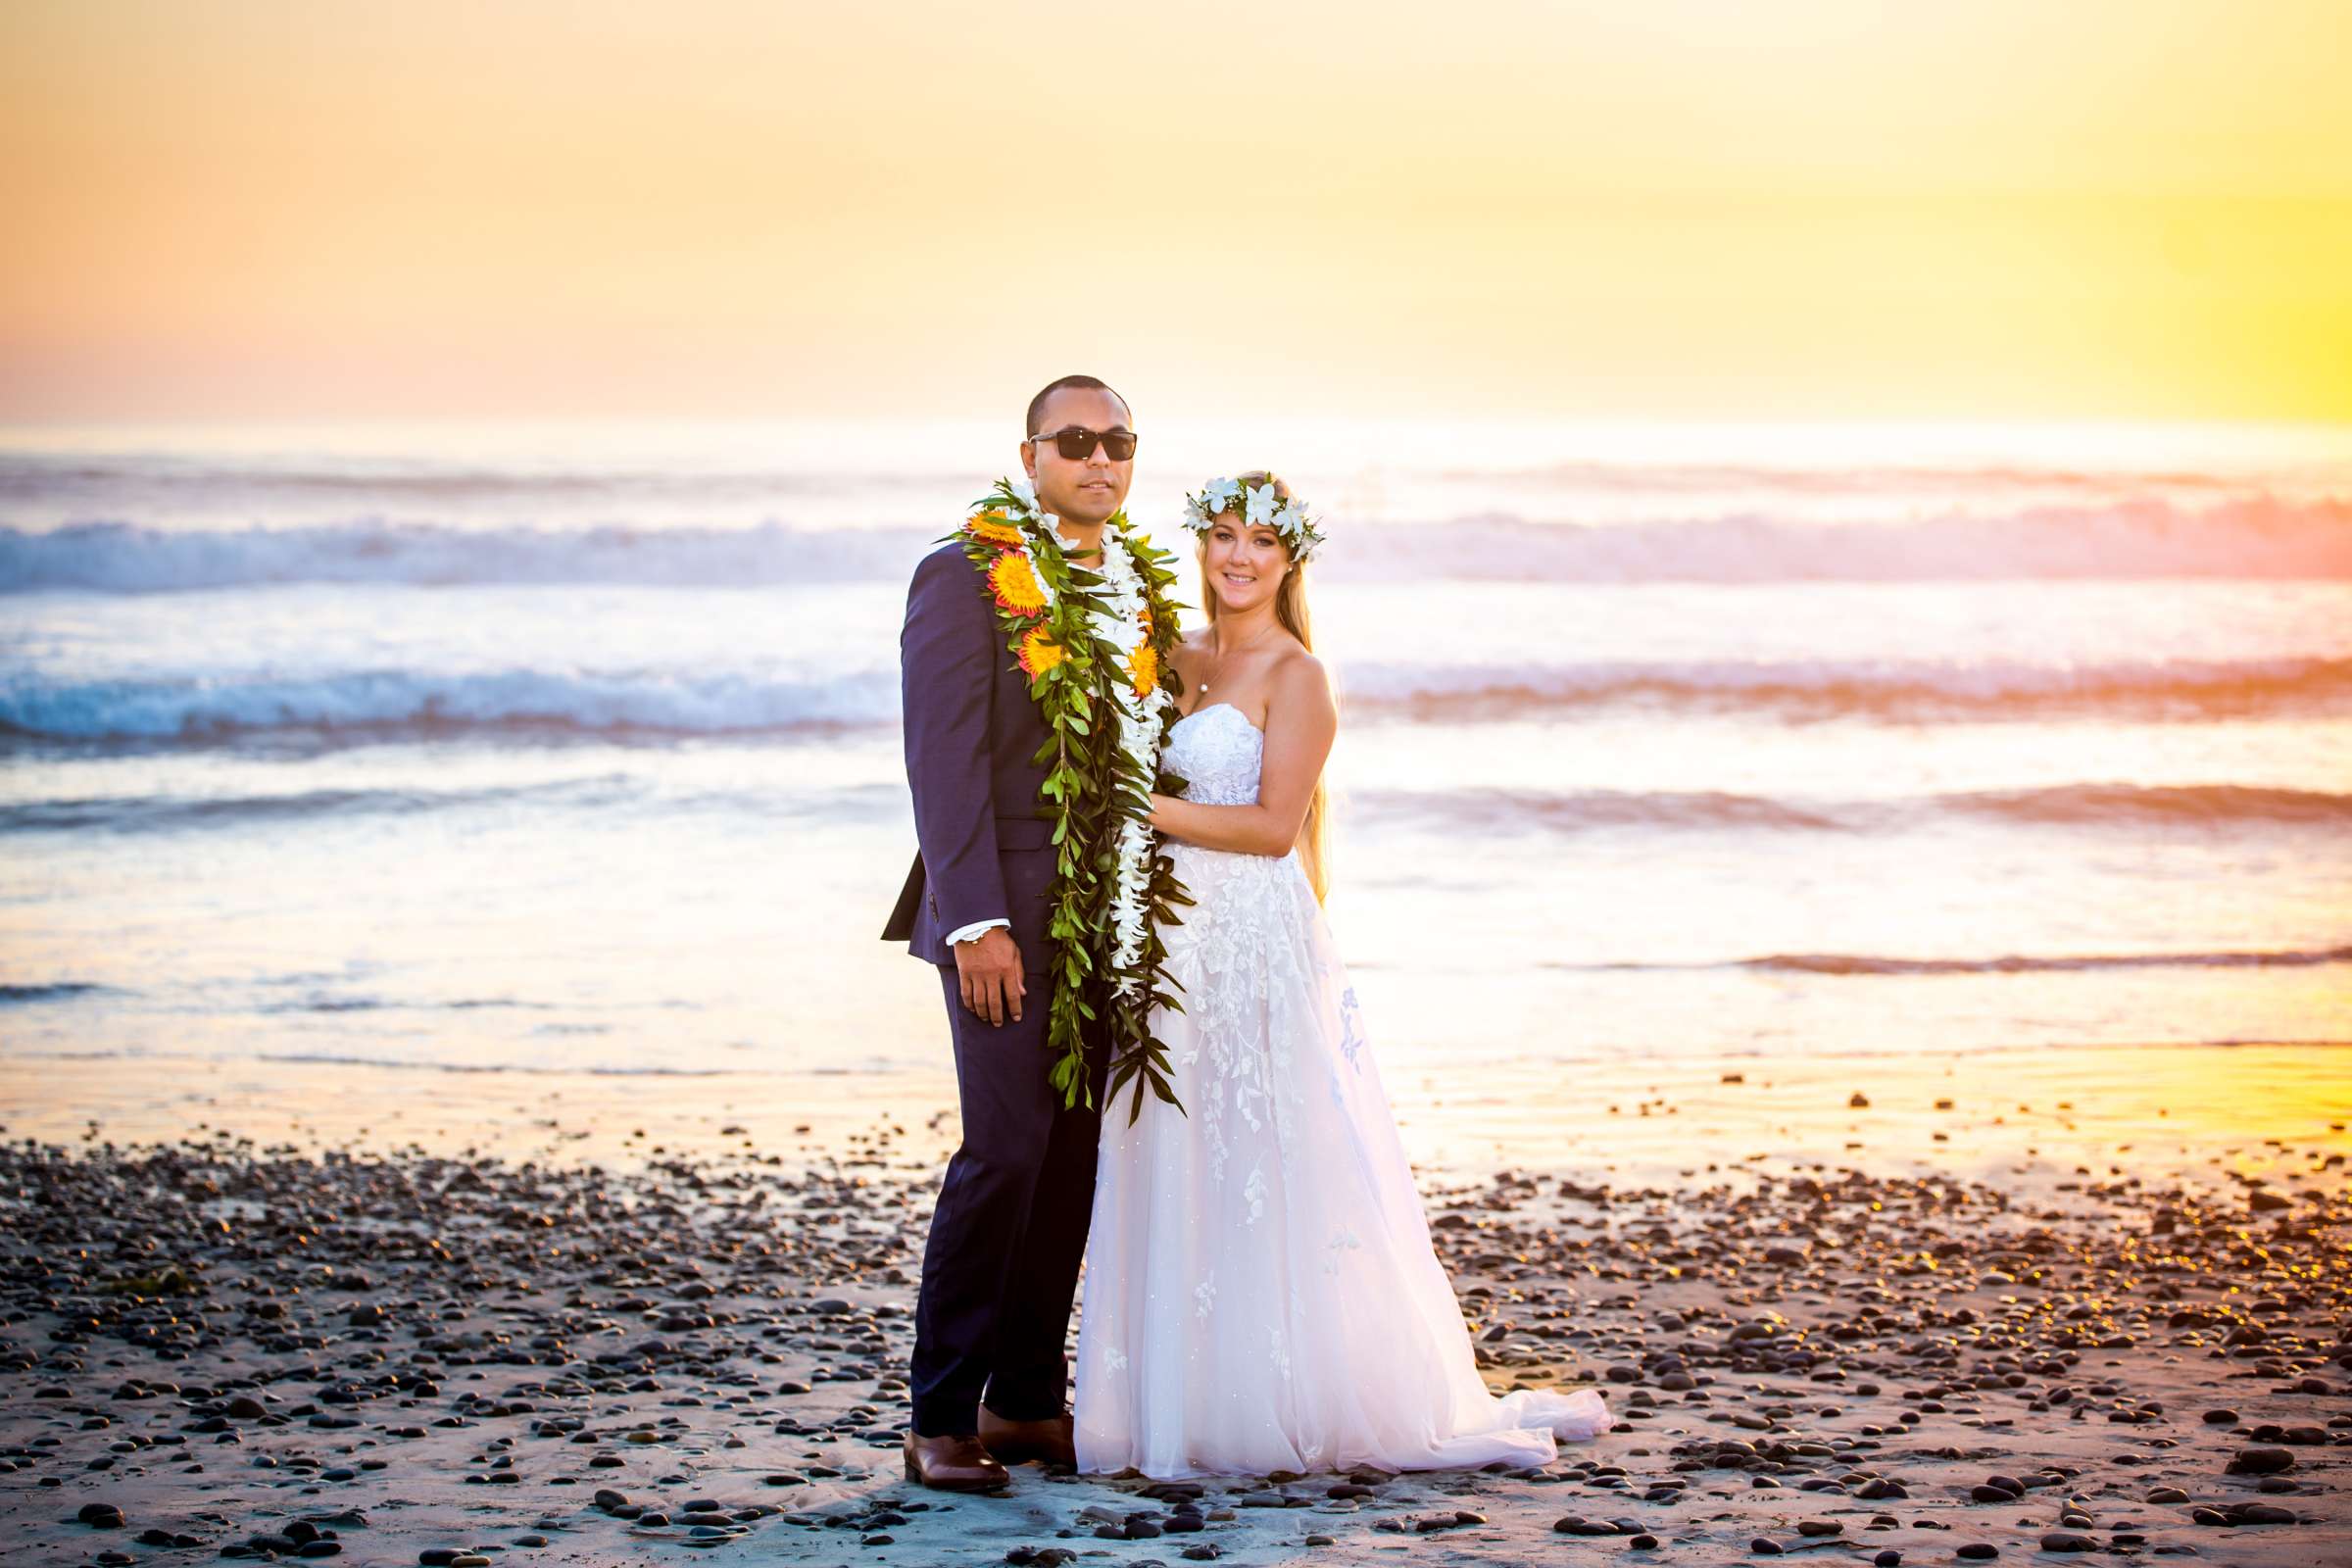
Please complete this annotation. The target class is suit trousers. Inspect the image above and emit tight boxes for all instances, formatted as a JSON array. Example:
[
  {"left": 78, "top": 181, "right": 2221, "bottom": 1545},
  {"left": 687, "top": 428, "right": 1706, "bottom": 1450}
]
[{"left": 907, "top": 962, "right": 1109, "bottom": 1435}]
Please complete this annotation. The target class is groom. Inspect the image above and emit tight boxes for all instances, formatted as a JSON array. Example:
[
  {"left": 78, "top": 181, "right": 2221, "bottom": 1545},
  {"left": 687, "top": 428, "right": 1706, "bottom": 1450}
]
[{"left": 881, "top": 374, "right": 1134, "bottom": 1490}]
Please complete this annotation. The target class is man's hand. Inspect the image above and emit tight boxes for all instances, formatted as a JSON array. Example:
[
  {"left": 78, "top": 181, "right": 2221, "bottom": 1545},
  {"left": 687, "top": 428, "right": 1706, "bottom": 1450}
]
[{"left": 954, "top": 927, "right": 1026, "bottom": 1027}]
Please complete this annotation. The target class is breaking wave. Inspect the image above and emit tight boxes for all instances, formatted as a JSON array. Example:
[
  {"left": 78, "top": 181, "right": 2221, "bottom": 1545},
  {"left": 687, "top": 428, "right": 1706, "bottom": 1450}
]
[{"left": 5, "top": 492, "right": 2347, "bottom": 593}]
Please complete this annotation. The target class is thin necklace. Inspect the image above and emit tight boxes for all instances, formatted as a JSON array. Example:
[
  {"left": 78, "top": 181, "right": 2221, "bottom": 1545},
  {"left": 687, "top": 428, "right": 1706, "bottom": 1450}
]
[{"left": 1198, "top": 619, "right": 1280, "bottom": 696}]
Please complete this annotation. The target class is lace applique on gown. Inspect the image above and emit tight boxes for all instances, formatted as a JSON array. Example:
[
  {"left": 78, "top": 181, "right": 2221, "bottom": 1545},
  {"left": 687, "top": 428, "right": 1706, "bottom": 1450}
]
[{"left": 1073, "top": 702, "right": 1610, "bottom": 1478}]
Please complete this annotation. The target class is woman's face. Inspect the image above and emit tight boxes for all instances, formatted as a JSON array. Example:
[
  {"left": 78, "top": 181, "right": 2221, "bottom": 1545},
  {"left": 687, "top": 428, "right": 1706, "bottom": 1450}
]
[{"left": 1200, "top": 512, "right": 1291, "bottom": 614}]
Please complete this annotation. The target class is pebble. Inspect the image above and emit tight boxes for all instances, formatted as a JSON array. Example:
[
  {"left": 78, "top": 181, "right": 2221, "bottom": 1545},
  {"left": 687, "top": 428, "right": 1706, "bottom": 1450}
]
[
  {"left": 0, "top": 1115, "right": 2340, "bottom": 1568},
  {"left": 2191, "top": 1500, "right": 2300, "bottom": 1527},
  {"left": 2226, "top": 1446, "right": 2294, "bottom": 1474}
]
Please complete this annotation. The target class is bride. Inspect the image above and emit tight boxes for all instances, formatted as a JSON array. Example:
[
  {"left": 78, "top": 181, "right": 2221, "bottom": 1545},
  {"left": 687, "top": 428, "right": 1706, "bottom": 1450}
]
[{"left": 1073, "top": 471, "right": 1611, "bottom": 1478}]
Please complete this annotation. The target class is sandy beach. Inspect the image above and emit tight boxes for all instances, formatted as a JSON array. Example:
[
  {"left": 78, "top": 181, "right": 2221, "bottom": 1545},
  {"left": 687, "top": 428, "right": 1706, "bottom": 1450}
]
[
  {"left": 10, "top": 1, "right": 2352, "bottom": 1560},
  {"left": 4, "top": 1040, "right": 2344, "bottom": 1567},
  {"left": 9, "top": 424, "right": 2349, "bottom": 1566}
]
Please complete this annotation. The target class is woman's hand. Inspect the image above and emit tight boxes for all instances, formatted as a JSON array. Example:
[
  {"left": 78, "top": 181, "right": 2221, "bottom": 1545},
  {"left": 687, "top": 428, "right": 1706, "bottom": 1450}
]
[{"left": 1146, "top": 792, "right": 1175, "bottom": 831}]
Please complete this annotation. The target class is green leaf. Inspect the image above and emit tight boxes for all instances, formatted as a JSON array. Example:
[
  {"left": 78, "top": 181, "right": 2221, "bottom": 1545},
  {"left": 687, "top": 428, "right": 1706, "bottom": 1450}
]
[{"left": 934, "top": 536, "right": 1200, "bottom": 1124}]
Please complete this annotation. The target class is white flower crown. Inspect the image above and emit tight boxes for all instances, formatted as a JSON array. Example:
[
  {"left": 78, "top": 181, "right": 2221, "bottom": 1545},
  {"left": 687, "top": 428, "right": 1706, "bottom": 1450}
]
[{"left": 1180, "top": 475, "right": 1325, "bottom": 564}]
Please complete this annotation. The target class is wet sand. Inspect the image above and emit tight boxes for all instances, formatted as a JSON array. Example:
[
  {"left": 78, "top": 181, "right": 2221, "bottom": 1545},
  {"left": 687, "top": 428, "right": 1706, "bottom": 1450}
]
[{"left": 2, "top": 1041, "right": 2346, "bottom": 1565}]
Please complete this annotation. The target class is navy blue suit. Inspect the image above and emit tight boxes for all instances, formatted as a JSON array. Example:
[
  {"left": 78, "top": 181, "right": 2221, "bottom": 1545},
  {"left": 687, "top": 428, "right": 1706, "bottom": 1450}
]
[{"left": 883, "top": 539, "right": 1109, "bottom": 1436}]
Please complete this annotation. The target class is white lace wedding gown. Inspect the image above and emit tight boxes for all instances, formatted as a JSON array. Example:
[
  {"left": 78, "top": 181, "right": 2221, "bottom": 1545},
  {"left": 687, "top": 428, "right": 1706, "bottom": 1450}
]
[{"left": 1073, "top": 701, "right": 1610, "bottom": 1478}]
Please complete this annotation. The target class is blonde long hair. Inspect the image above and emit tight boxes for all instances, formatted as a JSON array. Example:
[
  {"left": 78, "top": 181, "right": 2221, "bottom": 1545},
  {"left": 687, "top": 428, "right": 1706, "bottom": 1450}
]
[{"left": 1199, "top": 470, "right": 1330, "bottom": 903}]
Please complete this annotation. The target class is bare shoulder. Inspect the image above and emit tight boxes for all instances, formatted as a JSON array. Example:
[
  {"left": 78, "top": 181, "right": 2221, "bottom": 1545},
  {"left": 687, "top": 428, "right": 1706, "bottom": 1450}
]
[
  {"left": 1269, "top": 644, "right": 1336, "bottom": 711},
  {"left": 1269, "top": 640, "right": 1330, "bottom": 686}
]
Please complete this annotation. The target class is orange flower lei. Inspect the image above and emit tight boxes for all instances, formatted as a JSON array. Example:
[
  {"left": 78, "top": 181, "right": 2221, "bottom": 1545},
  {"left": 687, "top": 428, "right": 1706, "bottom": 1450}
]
[
  {"left": 987, "top": 551, "right": 1048, "bottom": 614},
  {"left": 943, "top": 477, "right": 1192, "bottom": 1122},
  {"left": 1018, "top": 623, "right": 1065, "bottom": 677},
  {"left": 965, "top": 511, "right": 1026, "bottom": 549}
]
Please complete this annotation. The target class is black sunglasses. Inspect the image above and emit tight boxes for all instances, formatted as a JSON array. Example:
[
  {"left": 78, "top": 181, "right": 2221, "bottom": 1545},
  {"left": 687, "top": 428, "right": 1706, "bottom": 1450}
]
[{"left": 1028, "top": 425, "right": 1138, "bottom": 462}]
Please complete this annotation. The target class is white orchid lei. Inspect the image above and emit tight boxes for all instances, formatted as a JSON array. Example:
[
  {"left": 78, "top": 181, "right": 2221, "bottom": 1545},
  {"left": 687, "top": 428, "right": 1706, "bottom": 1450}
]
[
  {"left": 1087, "top": 531, "right": 1170, "bottom": 999},
  {"left": 1182, "top": 474, "right": 1325, "bottom": 564},
  {"left": 944, "top": 476, "right": 1194, "bottom": 1121}
]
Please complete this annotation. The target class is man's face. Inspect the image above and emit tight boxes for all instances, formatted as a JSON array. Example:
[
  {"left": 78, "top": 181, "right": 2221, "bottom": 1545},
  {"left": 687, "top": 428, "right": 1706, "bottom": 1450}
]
[{"left": 1019, "top": 386, "right": 1135, "bottom": 527}]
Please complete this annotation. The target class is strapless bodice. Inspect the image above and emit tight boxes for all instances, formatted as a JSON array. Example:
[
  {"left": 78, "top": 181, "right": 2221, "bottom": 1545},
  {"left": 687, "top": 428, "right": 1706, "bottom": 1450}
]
[{"left": 1164, "top": 703, "right": 1263, "bottom": 807}]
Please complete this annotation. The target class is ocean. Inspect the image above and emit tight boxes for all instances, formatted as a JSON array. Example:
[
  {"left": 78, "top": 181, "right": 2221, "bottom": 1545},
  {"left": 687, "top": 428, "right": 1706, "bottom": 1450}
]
[{"left": 4, "top": 416, "right": 2348, "bottom": 1140}]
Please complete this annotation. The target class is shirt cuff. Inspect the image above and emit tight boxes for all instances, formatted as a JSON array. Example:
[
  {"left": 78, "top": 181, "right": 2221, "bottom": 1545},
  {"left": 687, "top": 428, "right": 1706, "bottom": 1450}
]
[{"left": 945, "top": 917, "right": 1010, "bottom": 946}]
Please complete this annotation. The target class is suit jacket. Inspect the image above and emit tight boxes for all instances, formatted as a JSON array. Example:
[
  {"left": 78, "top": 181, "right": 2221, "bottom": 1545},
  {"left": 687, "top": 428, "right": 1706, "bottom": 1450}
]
[{"left": 882, "top": 539, "right": 1057, "bottom": 972}]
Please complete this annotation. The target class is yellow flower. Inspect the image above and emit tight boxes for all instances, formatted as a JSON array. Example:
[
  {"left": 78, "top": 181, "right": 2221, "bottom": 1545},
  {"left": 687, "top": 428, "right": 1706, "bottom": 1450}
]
[
  {"left": 1018, "top": 625, "right": 1065, "bottom": 678},
  {"left": 988, "top": 551, "right": 1048, "bottom": 613},
  {"left": 965, "top": 511, "right": 1026, "bottom": 549},
  {"left": 1129, "top": 637, "right": 1158, "bottom": 697}
]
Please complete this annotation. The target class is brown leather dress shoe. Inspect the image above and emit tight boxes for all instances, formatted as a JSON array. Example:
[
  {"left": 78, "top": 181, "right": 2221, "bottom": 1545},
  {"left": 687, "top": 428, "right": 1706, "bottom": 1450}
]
[
  {"left": 977, "top": 1405, "right": 1077, "bottom": 1468},
  {"left": 903, "top": 1430, "right": 1010, "bottom": 1492}
]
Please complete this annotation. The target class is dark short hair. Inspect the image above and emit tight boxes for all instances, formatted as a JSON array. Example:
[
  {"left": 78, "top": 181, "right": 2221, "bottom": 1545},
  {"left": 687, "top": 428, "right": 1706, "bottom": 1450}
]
[{"left": 1026, "top": 374, "right": 1130, "bottom": 437}]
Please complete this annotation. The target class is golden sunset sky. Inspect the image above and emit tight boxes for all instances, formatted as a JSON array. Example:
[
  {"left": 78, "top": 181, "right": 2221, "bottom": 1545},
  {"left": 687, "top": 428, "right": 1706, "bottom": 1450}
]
[{"left": 3, "top": 0, "right": 2347, "bottom": 424}]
